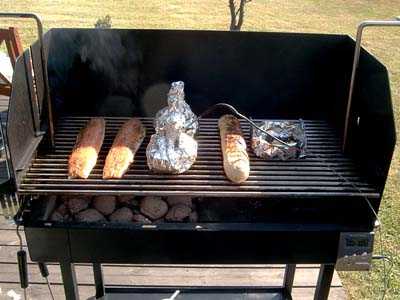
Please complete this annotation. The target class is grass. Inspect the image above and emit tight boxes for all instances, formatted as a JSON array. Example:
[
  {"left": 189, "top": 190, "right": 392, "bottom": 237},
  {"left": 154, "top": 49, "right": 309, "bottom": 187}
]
[{"left": 0, "top": 1, "right": 399, "bottom": 299}]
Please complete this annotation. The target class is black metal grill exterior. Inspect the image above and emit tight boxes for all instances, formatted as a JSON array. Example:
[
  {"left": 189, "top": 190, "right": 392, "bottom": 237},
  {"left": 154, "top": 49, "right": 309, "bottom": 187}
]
[{"left": 1, "top": 26, "right": 396, "bottom": 300}]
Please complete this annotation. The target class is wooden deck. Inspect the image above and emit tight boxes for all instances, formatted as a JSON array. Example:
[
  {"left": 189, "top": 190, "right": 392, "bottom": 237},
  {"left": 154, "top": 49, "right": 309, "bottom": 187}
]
[{"left": 0, "top": 216, "right": 347, "bottom": 300}]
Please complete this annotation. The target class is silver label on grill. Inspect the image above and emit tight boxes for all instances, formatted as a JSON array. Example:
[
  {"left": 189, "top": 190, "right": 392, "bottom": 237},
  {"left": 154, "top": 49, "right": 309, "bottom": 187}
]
[{"left": 336, "top": 232, "right": 374, "bottom": 271}]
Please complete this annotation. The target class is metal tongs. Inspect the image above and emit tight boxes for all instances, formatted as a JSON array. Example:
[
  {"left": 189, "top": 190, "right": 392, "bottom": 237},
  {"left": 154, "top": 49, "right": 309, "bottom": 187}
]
[{"left": 190, "top": 102, "right": 298, "bottom": 149}]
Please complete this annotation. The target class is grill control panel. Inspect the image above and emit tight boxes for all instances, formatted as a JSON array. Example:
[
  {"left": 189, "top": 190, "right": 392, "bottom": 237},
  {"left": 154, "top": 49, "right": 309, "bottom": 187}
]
[{"left": 336, "top": 232, "right": 374, "bottom": 271}]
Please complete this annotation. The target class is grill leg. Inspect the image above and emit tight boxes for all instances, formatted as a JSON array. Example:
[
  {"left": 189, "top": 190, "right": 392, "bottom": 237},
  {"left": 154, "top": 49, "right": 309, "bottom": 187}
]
[
  {"left": 93, "top": 263, "right": 105, "bottom": 298},
  {"left": 314, "top": 264, "right": 335, "bottom": 300},
  {"left": 283, "top": 264, "right": 296, "bottom": 298},
  {"left": 60, "top": 262, "right": 80, "bottom": 300}
]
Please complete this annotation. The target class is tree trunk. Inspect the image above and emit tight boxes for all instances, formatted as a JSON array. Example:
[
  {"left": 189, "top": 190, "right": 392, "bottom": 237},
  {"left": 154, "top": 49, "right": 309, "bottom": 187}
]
[{"left": 229, "top": 0, "right": 250, "bottom": 31}]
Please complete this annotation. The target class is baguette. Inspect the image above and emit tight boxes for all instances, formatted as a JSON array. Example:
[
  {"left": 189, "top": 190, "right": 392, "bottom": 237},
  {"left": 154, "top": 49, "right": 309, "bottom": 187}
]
[
  {"left": 218, "top": 114, "right": 250, "bottom": 183},
  {"left": 68, "top": 118, "right": 105, "bottom": 179},
  {"left": 103, "top": 118, "right": 146, "bottom": 179}
]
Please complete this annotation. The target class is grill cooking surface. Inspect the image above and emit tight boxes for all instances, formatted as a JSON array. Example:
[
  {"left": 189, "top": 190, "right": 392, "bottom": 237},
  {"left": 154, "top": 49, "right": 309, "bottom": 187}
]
[{"left": 19, "top": 117, "right": 379, "bottom": 198}]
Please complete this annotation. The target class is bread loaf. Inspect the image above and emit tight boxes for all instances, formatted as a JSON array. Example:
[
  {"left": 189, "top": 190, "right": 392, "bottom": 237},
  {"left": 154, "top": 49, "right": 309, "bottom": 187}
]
[
  {"left": 218, "top": 115, "right": 250, "bottom": 183},
  {"left": 68, "top": 118, "right": 105, "bottom": 179},
  {"left": 103, "top": 118, "right": 145, "bottom": 179}
]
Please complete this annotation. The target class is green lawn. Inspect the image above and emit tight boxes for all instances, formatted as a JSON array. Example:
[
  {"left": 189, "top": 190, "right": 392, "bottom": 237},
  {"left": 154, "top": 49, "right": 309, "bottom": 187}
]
[{"left": 1, "top": 1, "right": 399, "bottom": 299}]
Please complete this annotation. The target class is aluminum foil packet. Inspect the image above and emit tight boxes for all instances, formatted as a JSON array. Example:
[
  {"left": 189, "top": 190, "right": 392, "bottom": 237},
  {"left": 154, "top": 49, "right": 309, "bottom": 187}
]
[
  {"left": 251, "top": 120, "right": 307, "bottom": 160},
  {"left": 147, "top": 81, "right": 198, "bottom": 173},
  {"left": 154, "top": 81, "right": 198, "bottom": 137},
  {"left": 146, "top": 131, "right": 198, "bottom": 174}
]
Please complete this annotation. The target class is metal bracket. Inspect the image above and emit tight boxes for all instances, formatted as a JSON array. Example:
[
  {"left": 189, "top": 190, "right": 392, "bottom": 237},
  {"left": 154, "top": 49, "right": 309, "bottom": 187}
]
[
  {"left": 23, "top": 51, "right": 44, "bottom": 137},
  {"left": 12, "top": 194, "right": 26, "bottom": 225},
  {"left": 343, "top": 18, "right": 400, "bottom": 151},
  {"left": 0, "top": 12, "right": 54, "bottom": 147}
]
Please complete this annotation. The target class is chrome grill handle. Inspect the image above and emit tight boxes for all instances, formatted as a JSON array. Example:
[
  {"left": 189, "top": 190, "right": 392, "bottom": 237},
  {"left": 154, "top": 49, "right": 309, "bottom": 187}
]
[{"left": 343, "top": 18, "right": 400, "bottom": 151}]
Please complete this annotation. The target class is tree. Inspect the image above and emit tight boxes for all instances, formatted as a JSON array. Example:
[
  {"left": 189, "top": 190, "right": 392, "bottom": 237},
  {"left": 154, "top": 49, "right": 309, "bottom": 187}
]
[
  {"left": 94, "top": 15, "right": 112, "bottom": 29},
  {"left": 229, "top": 0, "right": 252, "bottom": 31}
]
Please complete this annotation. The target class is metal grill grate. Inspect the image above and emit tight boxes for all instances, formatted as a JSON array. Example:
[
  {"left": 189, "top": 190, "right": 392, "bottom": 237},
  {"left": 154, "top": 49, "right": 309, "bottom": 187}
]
[{"left": 18, "top": 117, "right": 379, "bottom": 198}]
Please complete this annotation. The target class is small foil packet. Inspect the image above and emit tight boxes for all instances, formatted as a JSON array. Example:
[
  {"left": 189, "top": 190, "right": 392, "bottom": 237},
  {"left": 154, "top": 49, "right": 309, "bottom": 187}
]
[
  {"left": 154, "top": 81, "right": 198, "bottom": 137},
  {"left": 146, "top": 129, "right": 198, "bottom": 174},
  {"left": 251, "top": 120, "right": 307, "bottom": 160},
  {"left": 147, "top": 81, "right": 198, "bottom": 173}
]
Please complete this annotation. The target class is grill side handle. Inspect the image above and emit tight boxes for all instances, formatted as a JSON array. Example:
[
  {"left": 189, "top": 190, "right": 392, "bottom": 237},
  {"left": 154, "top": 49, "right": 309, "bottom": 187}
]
[
  {"left": 343, "top": 18, "right": 400, "bottom": 151},
  {"left": 0, "top": 12, "right": 54, "bottom": 147}
]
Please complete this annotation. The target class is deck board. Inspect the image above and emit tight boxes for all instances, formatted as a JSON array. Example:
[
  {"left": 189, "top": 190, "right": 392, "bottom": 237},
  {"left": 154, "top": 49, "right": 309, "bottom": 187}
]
[
  {"left": 0, "top": 217, "right": 347, "bottom": 300},
  {"left": 0, "top": 283, "right": 348, "bottom": 300}
]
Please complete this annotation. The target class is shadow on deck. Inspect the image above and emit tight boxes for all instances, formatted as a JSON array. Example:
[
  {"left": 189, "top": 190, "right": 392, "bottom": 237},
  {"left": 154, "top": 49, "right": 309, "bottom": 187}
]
[{"left": 0, "top": 216, "right": 347, "bottom": 300}]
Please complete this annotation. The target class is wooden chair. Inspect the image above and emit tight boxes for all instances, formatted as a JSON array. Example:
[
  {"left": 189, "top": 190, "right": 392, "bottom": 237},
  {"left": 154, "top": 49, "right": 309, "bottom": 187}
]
[{"left": 0, "top": 27, "right": 23, "bottom": 96}]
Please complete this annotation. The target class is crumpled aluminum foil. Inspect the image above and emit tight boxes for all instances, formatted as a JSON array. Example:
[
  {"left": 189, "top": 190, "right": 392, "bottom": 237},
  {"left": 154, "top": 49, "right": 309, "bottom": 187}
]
[
  {"left": 147, "top": 81, "right": 198, "bottom": 173},
  {"left": 251, "top": 120, "right": 307, "bottom": 160},
  {"left": 146, "top": 128, "right": 198, "bottom": 174},
  {"left": 154, "top": 81, "right": 198, "bottom": 137}
]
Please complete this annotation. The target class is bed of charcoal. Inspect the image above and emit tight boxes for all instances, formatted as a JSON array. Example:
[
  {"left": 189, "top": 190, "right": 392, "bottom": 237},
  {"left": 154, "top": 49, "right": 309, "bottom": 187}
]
[{"left": 43, "top": 194, "right": 198, "bottom": 224}]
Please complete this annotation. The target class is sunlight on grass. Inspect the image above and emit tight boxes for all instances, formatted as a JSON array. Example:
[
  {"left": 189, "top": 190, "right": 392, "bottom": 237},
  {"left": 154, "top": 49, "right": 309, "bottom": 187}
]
[{"left": 0, "top": 1, "right": 399, "bottom": 299}]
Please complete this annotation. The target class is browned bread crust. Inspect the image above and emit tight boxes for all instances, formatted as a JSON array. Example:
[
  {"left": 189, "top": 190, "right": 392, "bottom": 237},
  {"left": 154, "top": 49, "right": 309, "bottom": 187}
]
[
  {"left": 218, "top": 114, "right": 250, "bottom": 183},
  {"left": 68, "top": 118, "right": 105, "bottom": 179},
  {"left": 103, "top": 118, "right": 145, "bottom": 179}
]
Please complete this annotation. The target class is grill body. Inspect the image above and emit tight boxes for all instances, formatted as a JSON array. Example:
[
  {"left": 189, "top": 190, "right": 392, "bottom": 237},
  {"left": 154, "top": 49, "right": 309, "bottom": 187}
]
[{"left": 1, "top": 28, "right": 396, "bottom": 299}]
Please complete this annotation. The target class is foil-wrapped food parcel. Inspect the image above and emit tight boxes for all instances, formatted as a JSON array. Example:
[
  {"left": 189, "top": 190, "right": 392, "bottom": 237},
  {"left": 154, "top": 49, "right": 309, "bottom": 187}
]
[
  {"left": 146, "top": 81, "right": 199, "bottom": 173},
  {"left": 251, "top": 120, "right": 307, "bottom": 160}
]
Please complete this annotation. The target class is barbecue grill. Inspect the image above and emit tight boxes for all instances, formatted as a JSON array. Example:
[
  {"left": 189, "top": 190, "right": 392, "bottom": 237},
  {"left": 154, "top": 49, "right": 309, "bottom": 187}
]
[{"left": 0, "top": 13, "right": 398, "bottom": 300}]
